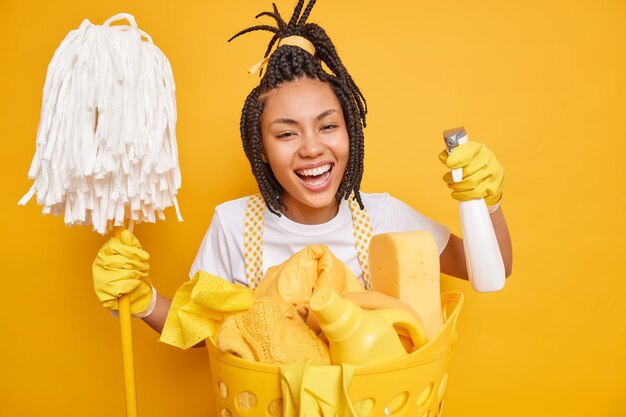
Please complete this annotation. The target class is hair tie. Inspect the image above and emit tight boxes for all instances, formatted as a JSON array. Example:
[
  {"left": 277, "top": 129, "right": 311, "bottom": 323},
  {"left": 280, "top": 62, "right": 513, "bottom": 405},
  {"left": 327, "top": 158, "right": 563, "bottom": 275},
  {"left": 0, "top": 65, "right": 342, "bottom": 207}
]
[{"left": 247, "top": 35, "right": 316, "bottom": 75}]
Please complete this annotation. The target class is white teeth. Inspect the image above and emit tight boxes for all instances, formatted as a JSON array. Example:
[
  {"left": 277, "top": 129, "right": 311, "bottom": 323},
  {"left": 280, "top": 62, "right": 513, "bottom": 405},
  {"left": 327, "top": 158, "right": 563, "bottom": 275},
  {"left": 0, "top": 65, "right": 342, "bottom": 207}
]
[{"left": 296, "top": 164, "right": 331, "bottom": 177}]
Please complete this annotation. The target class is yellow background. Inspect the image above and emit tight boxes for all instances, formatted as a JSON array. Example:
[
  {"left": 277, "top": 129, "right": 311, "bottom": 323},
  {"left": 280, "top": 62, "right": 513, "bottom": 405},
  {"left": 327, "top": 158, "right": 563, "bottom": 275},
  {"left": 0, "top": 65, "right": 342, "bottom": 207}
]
[{"left": 1, "top": 0, "right": 625, "bottom": 416}]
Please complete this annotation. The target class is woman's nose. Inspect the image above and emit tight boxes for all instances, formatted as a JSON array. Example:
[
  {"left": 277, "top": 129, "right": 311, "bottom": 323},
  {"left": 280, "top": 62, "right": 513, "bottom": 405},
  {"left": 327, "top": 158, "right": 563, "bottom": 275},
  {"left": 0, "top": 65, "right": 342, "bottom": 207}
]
[{"left": 298, "top": 132, "right": 324, "bottom": 158}]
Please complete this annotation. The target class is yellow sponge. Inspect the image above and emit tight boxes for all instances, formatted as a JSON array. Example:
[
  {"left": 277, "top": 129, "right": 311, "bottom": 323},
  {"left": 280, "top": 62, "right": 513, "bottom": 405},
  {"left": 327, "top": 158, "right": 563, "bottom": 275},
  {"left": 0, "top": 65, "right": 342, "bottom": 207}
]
[{"left": 368, "top": 231, "right": 444, "bottom": 339}]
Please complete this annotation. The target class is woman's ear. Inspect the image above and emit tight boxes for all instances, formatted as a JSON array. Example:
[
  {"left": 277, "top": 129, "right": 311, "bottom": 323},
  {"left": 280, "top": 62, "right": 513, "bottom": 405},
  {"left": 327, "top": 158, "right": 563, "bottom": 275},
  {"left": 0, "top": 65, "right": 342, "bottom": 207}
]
[{"left": 261, "top": 151, "right": 268, "bottom": 163}]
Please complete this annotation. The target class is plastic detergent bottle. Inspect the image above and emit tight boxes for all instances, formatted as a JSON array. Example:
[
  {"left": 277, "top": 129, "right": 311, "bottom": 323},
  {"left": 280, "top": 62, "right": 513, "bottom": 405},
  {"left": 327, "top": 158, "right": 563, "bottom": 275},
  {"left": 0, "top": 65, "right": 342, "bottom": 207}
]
[{"left": 309, "top": 287, "right": 428, "bottom": 366}]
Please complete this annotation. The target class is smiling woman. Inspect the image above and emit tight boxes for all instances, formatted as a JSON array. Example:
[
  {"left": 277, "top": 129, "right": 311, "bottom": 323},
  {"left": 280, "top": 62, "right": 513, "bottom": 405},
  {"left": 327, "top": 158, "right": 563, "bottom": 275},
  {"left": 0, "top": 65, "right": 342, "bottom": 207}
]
[{"left": 260, "top": 78, "right": 350, "bottom": 224}]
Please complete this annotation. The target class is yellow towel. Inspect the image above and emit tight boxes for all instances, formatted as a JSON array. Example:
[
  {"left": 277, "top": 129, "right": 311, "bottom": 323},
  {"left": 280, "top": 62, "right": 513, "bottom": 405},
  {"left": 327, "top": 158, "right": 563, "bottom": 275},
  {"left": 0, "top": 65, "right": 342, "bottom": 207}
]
[
  {"left": 217, "top": 297, "right": 330, "bottom": 365},
  {"left": 160, "top": 271, "right": 253, "bottom": 349},
  {"left": 254, "top": 245, "right": 364, "bottom": 326},
  {"left": 280, "top": 359, "right": 363, "bottom": 417}
]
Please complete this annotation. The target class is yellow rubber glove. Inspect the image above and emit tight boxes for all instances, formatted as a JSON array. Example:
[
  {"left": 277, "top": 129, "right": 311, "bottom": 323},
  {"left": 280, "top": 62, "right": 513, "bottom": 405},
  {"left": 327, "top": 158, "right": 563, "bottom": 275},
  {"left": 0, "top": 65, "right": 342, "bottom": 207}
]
[
  {"left": 92, "top": 229, "right": 153, "bottom": 315},
  {"left": 438, "top": 141, "right": 504, "bottom": 206}
]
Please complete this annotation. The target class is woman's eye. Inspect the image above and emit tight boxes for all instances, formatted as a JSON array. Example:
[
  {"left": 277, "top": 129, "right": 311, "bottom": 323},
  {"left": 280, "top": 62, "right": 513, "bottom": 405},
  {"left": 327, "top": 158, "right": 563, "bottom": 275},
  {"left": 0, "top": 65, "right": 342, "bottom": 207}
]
[
  {"left": 322, "top": 124, "right": 337, "bottom": 131},
  {"left": 277, "top": 132, "right": 295, "bottom": 139}
]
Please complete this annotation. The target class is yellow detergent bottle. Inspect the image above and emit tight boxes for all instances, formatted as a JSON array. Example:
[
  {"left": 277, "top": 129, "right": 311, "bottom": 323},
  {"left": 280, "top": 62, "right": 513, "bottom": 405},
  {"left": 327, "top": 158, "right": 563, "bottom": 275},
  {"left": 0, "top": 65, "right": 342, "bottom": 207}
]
[{"left": 309, "top": 287, "right": 429, "bottom": 366}]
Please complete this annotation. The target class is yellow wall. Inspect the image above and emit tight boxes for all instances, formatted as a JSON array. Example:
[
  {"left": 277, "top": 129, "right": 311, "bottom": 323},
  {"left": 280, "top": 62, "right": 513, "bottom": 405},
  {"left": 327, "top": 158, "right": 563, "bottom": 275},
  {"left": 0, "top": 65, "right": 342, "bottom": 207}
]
[{"left": 1, "top": 0, "right": 624, "bottom": 416}]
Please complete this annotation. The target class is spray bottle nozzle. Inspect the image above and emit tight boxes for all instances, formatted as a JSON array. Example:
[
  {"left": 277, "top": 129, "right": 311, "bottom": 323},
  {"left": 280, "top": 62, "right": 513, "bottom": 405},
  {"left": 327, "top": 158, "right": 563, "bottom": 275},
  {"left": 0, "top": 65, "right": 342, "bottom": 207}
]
[{"left": 443, "top": 126, "right": 467, "bottom": 153}]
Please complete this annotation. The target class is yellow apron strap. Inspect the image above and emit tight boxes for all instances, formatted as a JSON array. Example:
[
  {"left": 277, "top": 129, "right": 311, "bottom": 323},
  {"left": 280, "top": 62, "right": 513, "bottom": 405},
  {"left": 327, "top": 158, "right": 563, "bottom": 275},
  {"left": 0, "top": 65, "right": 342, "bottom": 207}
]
[
  {"left": 243, "top": 193, "right": 374, "bottom": 290},
  {"left": 243, "top": 194, "right": 265, "bottom": 289},
  {"left": 348, "top": 193, "right": 374, "bottom": 290}
]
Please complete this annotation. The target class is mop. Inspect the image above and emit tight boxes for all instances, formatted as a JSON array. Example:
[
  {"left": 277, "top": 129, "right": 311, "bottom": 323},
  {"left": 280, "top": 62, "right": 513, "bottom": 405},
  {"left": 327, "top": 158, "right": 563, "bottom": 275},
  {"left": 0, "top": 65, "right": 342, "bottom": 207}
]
[{"left": 18, "top": 13, "right": 182, "bottom": 416}]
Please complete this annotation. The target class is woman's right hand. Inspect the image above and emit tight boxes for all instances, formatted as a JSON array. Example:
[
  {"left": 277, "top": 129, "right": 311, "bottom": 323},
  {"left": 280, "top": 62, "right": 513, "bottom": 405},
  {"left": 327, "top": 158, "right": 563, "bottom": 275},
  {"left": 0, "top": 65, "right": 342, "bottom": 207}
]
[{"left": 92, "top": 229, "right": 154, "bottom": 316}]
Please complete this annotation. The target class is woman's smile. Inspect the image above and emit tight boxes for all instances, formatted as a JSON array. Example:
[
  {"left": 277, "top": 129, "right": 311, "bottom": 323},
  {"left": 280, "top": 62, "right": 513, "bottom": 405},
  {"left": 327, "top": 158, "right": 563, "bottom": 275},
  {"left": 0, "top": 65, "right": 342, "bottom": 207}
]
[{"left": 294, "top": 162, "right": 334, "bottom": 190}]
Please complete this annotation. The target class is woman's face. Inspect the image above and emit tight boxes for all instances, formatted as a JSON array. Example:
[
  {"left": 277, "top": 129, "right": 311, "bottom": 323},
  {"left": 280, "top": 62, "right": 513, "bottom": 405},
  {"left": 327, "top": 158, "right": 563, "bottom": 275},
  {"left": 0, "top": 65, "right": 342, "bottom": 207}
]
[{"left": 260, "top": 77, "right": 349, "bottom": 224}]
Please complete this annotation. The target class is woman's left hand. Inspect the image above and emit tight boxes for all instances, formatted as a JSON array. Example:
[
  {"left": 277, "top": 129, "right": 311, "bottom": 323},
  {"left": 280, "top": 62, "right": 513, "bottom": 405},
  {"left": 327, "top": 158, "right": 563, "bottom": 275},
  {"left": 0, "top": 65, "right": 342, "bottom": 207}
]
[{"left": 438, "top": 141, "right": 504, "bottom": 206}]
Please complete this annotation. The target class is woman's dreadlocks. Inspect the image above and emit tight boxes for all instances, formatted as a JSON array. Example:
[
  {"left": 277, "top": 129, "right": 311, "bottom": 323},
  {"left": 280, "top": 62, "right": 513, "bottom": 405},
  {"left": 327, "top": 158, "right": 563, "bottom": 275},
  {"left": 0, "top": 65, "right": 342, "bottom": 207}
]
[{"left": 229, "top": 0, "right": 367, "bottom": 216}]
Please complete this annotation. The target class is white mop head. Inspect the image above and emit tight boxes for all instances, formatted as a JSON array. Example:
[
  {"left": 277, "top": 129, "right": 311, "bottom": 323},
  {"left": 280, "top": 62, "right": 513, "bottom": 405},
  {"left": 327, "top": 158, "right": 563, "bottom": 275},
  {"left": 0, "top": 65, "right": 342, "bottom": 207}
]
[{"left": 19, "top": 13, "right": 183, "bottom": 235}]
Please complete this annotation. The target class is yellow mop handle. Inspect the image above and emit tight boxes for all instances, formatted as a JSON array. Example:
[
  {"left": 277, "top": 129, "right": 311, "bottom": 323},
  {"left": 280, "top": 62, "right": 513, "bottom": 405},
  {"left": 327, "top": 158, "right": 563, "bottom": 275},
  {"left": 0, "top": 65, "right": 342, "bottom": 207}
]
[{"left": 119, "top": 294, "right": 138, "bottom": 417}]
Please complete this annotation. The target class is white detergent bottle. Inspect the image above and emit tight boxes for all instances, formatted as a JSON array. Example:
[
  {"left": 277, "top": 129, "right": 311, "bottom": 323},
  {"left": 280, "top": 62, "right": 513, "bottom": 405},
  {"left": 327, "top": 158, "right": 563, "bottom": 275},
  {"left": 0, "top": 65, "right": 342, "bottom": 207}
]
[{"left": 443, "top": 127, "right": 505, "bottom": 292}]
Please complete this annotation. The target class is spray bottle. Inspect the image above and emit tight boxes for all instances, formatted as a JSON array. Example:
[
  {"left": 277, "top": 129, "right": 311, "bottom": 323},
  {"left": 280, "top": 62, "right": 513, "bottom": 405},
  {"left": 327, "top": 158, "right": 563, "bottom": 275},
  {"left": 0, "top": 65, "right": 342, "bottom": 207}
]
[
  {"left": 309, "top": 287, "right": 428, "bottom": 366},
  {"left": 444, "top": 127, "right": 505, "bottom": 292}
]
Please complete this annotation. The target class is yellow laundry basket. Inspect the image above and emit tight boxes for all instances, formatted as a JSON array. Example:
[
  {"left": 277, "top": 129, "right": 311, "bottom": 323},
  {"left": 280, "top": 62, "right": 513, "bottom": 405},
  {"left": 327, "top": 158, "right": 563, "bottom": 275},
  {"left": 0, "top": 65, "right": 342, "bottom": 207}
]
[{"left": 206, "top": 291, "right": 463, "bottom": 417}]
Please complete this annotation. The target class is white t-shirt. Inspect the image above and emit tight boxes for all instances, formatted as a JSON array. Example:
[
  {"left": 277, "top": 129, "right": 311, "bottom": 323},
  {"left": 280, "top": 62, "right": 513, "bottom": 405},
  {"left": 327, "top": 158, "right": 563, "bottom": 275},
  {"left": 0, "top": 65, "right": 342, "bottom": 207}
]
[{"left": 189, "top": 192, "right": 451, "bottom": 287}]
